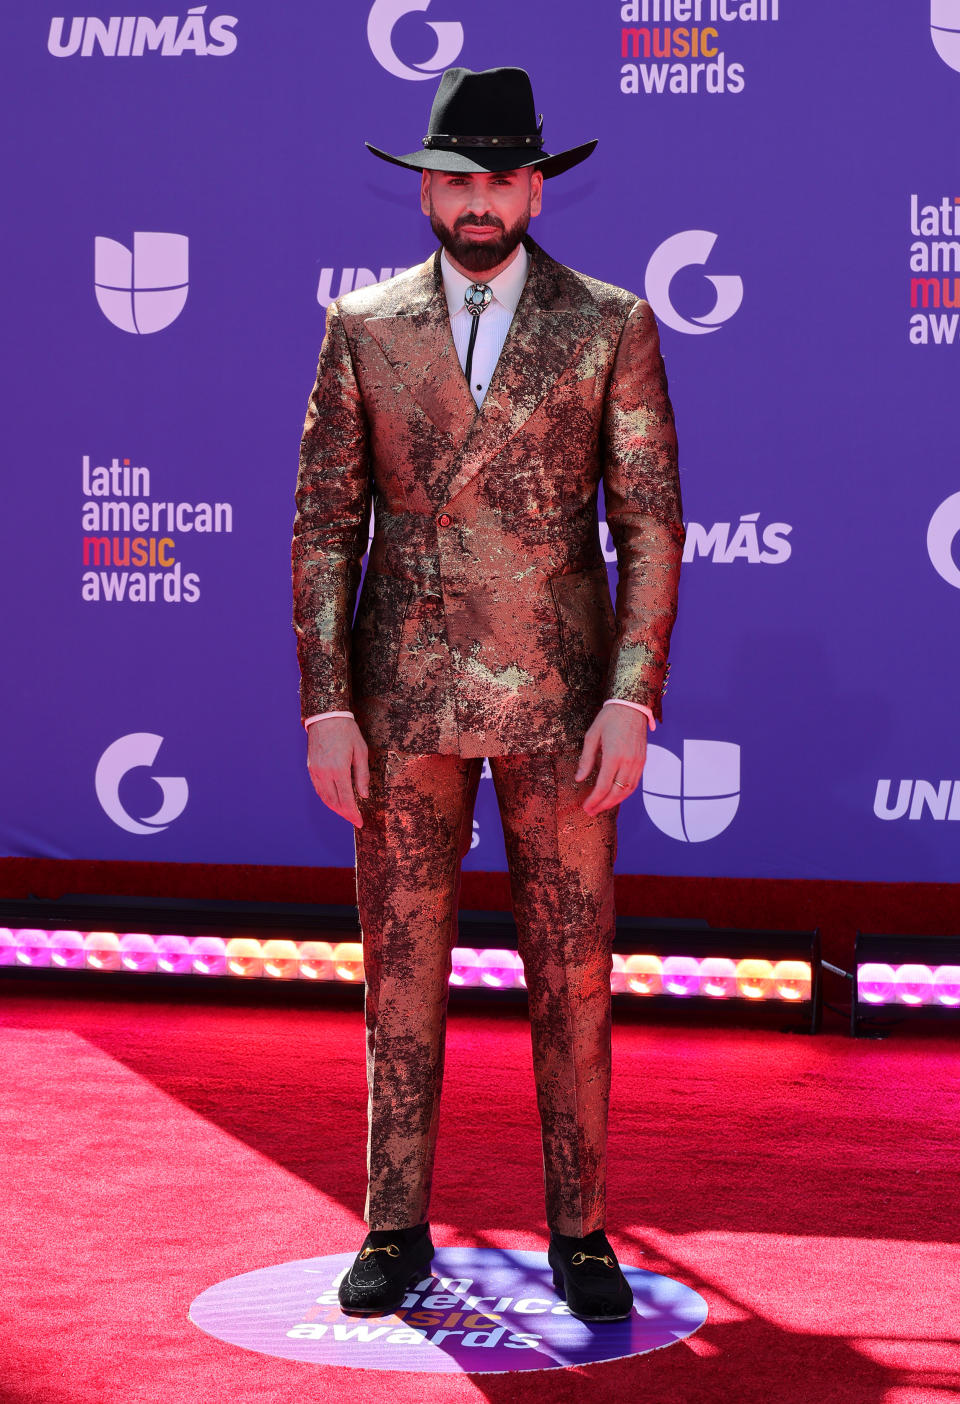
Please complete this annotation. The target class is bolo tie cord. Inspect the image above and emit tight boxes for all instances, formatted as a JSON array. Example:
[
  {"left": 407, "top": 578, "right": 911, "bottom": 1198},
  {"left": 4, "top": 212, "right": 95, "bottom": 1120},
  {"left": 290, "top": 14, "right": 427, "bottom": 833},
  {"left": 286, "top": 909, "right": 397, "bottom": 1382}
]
[{"left": 464, "top": 314, "right": 480, "bottom": 386}]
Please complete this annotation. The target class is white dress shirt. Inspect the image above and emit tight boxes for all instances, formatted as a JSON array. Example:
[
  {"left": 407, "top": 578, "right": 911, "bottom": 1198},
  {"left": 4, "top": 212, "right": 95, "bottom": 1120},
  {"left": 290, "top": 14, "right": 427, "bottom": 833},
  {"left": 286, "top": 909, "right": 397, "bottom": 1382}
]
[
  {"left": 441, "top": 243, "right": 529, "bottom": 407},
  {"left": 305, "top": 245, "right": 655, "bottom": 733}
]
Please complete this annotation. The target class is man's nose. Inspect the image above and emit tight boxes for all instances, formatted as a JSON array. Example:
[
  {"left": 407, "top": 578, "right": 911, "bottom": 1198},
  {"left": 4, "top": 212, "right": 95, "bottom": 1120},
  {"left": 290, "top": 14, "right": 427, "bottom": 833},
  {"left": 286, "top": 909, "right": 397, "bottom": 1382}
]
[{"left": 464, "top": 188, "right": 492, "bottom": 215}]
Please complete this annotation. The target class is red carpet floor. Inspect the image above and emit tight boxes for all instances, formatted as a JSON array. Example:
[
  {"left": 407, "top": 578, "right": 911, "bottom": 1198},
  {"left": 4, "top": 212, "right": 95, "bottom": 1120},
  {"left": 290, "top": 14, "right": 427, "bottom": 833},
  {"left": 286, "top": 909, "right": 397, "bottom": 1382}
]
[{"left": 2, "top": 984, "right": 959, "bottom": 1404}]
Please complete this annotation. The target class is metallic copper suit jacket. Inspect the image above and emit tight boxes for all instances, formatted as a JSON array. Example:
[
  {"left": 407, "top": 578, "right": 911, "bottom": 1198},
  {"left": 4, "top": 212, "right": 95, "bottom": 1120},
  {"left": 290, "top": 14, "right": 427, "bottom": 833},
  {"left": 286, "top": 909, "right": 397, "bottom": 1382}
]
[{"left": 292, "top": 236, "right": 684, "bottom": 758}]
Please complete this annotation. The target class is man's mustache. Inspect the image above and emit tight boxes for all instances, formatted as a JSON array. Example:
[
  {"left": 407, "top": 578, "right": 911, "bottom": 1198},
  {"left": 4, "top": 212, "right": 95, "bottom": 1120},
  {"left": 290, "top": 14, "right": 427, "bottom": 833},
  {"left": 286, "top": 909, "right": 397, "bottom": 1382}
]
[{"left": 454, "top": 214, "right": 505, "bottom": 231}]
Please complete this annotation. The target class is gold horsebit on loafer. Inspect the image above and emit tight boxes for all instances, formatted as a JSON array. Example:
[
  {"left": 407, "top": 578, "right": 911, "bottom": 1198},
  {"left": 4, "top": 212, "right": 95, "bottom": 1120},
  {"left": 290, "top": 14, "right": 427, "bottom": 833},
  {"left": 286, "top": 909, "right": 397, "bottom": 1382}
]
[
  {"left": 570, "top": 1251, "right": 614, "bottom": 1267},
  {"left": 360, "top": 1244, "right": 400, "bottom": 1259}
]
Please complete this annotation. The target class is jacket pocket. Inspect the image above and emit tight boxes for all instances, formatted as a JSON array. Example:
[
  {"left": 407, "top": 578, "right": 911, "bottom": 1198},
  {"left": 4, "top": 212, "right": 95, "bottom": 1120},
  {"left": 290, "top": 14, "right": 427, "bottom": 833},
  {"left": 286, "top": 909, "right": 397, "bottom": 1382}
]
[
  {"left": 549, "top": 567, "right": 616, "bottom": 694},
  {"left": 351, "top": 571, "right": 414, "bottom": 697}
]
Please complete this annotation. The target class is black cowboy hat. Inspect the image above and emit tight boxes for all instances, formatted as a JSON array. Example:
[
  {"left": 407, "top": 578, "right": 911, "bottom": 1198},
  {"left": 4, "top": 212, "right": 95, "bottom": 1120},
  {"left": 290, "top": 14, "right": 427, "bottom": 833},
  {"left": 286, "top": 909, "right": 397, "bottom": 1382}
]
[{"left": 366, "top": 66, "right": 596, "bottom": 179}]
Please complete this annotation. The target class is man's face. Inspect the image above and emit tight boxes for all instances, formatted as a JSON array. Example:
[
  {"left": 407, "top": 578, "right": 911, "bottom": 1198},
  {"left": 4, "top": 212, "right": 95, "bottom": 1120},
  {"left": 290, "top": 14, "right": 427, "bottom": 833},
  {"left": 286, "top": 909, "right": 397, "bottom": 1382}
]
[{"left": 421, "top": 168, "right": 543, "bottom": 274}]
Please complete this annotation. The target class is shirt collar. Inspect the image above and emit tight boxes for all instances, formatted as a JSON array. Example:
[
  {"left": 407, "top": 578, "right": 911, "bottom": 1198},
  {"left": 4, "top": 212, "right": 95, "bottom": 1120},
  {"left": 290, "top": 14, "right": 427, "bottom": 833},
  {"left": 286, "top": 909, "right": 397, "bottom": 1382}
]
[{"left": 440, "top": 242, "right": 529, "bottom": 318}]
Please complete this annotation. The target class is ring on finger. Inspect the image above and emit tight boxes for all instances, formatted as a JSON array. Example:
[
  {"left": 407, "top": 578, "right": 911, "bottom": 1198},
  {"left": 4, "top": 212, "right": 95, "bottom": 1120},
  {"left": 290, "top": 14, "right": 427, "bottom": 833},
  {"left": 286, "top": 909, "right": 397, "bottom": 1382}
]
[{"left": 612, "top": 779, "right": 631, "bottom": 789}]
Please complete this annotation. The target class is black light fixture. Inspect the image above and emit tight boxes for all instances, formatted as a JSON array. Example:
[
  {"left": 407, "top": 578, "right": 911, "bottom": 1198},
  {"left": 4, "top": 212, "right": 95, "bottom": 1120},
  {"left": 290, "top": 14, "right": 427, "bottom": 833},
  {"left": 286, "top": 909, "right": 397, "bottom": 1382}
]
[
  {"left": 851, "top": 931, "right": 960, "bottom": 1036},
  {"left": 0, "top": 896, "right": 821, "bottom": 1030},
  {"left": 611, "top": 919, "right": 822, "bottom": 1032}
]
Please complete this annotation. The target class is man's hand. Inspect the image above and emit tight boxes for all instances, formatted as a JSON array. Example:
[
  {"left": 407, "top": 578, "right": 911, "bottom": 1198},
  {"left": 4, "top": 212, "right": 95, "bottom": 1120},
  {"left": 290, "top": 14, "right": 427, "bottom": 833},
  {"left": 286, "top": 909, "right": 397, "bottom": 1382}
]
[
  {"left": 306, "top": 717, "right": 369, "bottom": 828},
  {"left": 575, "top": 706, "right": 648, "bottom": 816}
]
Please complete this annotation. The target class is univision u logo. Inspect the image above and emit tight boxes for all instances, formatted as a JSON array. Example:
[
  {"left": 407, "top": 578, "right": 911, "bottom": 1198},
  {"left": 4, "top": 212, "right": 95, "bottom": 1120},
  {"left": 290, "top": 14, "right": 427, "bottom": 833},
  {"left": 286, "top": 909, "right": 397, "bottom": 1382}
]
[
  {"left": 932, "top": 0, "right": 960, "bottom": 72},
  {"left": 95, "top": 232, "right": 188, "bottom": 334},
  {"left": 642, "top": 740, "right": 741, "bottom": 843}
]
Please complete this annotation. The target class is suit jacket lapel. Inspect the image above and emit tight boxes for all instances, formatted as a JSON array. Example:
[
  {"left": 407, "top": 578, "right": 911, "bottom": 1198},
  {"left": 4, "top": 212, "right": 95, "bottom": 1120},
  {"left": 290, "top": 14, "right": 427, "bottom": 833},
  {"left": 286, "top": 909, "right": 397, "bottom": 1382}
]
[
  {"left": 364, "top": 252, "right": 478, "bottom": 442},
  {"left": 443, "top": 238, "right": 600, "bottom": 505}
]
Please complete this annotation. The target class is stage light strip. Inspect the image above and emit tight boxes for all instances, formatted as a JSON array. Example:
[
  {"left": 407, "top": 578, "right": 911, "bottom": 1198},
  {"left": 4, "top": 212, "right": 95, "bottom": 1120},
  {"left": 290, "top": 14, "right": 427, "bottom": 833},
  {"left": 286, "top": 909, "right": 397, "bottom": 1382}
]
[
  {"left": 857, "top": 961, "right": 960, "bottom": 1008},
  {"left": 0, "top": 928, "right": 813, "bottom": 1002}
]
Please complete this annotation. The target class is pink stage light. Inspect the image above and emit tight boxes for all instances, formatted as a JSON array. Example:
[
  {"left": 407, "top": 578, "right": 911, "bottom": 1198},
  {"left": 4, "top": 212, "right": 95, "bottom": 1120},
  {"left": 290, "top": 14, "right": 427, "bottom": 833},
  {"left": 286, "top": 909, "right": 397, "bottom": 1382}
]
[
  {"left": 624, "top": 954, "right": 662, "bottom": 996},
  {"left": 699, "top": 957, "right": 737, "bottom": 999},
  {"left": 191, "top": 936, "right": 227, "bottom": 977},
  {"left": 478, "top": 949, "right": 521, "bottom": 989},
  {"left": 84, "top": 931, "right": 122, "bottom": 970},
  {"left": 4, "top": 922, "right": 816, "bottom": 1013},
  {"left": 895, "top": 964, "right": 934, "bottom": 1006},
  {"left": 156, "top": 935, "right": 193, "bottom": 974},
  {"left": 932, "top": 965, "right": 960, "bottom": 1007},
  {"left": 857, "top": 962, "right": 896, "bottom": 1005},
  {"left": 15, "top": 929, "right": 51, "bottom": 967},
  {"left": 298, "top": 941, "right": 335, "bottom": 981},
  {"left": 772, "top": 960, "right": 812, "bottom": 1002},
  {"left": 49, "top": 930, "right": 86, "bottom": 969},
  {"left": 332, "top": 942, "right": 364, "bottom": 982},
  {"left": 855, "top": 944, "right": 960, "bottom": 1029},
  {"left": 262, "top": 940, "right": 300, "bottom": 979},
  {"left": 662, "top": 955, "right": 701, "bottom": 998},
  {"left": 450, "top": 947, "right": 481, "bottom": 987},
  {"left": 119, "top": 933, "right": 157, "bottom": 973},
  {"left": 736, "top": 959, "right": 775, "bottom": 1000},
  {"left": 226, "top": 938, "right": 264, "bottom": 978}
]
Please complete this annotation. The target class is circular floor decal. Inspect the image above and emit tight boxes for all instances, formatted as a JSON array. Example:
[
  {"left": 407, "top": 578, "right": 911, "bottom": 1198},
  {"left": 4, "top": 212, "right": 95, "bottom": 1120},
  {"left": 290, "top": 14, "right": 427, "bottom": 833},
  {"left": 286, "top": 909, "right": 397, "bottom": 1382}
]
[{"left": 189, "top": 1247, "right": 707, "bottom": 1373}]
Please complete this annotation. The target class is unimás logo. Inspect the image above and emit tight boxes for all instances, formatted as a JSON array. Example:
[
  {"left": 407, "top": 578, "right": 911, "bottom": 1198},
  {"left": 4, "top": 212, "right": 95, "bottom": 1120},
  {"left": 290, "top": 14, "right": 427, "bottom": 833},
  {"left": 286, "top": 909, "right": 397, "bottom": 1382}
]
[
  {"left": 48, "top": 9, "right": 238, "bottom": 57},
  {"left": 95, "top": 233, "right": 188, "bottom": 334},
  {"left": 642, "top": 740, "right": 740, "bottom": 842},
  {"left": 682, "top": 513, "right": 792, "bottom": 563},
  {"left": 874, "top": 778, "right": 960, "bottom": 822},
  {"left": 599, "top": 512, "right": 791, "bottom": 564},
  {"left": 927, "top": 491, "right": 960, "bottom": 587},
  {"left": 95, "top": 733, "right": 188, "bottom": 835},
  {"left": 644, "top": 231, "right": 743, "bottom": 336},
  {"left": 317, "top": 266, "right": 411, "bottom": 308},
  {"left": 931, "top": 0, "right": 960, "bottom": 72},
  {"left": 367, "top": 0, "right": 463, "bottom": 80}
]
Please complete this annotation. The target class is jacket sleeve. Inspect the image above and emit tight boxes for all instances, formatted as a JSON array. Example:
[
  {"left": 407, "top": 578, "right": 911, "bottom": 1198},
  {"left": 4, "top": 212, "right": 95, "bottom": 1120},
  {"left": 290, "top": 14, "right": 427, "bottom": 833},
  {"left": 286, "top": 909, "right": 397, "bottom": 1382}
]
[
  {"left": 291, "top": 302, "right": 372, "bottom": 720},
  {"left": 601, "top": 298, "right": 684, "bottom": 723}
]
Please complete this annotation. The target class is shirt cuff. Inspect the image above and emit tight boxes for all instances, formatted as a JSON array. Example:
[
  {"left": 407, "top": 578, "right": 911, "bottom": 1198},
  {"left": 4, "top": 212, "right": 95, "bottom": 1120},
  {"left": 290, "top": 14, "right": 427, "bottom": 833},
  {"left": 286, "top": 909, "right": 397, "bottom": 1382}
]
[
  {"left": 603, "top": 698, "right": 656, "bottom": 731},
  {"left": 304, "top": 711, "right": 355, "bottom": 729}
]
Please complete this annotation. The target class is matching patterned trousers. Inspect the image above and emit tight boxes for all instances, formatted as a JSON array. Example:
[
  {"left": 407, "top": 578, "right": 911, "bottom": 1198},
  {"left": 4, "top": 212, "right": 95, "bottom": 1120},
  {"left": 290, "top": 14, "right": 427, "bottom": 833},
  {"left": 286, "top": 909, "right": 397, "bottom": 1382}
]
[{"left": 354, "top": 745, "right": 619, "bottom": 1237}]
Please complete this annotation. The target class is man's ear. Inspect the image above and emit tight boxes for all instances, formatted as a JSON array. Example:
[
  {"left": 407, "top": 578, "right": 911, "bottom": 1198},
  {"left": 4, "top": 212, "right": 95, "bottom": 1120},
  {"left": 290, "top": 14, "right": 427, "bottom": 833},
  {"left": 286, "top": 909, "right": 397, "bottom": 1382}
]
[
  {"left": 529, "top": 169, "right": 544, "bottom": 218},
  {"left": 420, "top": 170, "right": 432, "bottom": 215}
]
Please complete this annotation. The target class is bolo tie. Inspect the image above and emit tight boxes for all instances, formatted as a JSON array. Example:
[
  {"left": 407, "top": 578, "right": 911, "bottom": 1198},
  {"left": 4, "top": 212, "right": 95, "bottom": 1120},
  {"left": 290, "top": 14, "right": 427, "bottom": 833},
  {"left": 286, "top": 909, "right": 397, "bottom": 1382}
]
[{"left": 463, "top": 281, "right": 493, "bottom": 389}]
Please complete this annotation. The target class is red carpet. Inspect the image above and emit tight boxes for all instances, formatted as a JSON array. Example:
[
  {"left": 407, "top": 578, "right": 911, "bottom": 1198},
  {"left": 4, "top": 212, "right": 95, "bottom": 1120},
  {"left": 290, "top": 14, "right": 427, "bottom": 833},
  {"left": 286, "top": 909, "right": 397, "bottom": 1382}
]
[{"left": 2, "top": 984, "right": 959, "bottom": 1403}]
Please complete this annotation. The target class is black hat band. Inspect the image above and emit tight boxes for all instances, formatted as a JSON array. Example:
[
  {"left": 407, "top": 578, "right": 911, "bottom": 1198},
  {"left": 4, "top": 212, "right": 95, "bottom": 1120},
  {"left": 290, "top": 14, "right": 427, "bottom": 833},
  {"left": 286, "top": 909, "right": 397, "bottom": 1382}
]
[{"left": 422, "top": 119, "right": 543, "bottom": 151}]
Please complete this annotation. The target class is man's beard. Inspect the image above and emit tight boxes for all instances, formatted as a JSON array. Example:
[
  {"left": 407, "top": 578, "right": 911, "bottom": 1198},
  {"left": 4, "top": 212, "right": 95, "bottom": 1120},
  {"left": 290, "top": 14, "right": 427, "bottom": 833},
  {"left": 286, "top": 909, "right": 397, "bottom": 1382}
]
[{"left": 429, "top": 208, "right": 530, "bottom": 274}]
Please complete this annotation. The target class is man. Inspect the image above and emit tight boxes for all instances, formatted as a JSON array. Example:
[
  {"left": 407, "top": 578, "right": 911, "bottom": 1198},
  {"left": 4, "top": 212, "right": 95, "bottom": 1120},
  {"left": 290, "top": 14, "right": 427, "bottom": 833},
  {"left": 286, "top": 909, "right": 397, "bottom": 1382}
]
[{"left": 292, "top": 66, "right": 683, "bottom": 1322}]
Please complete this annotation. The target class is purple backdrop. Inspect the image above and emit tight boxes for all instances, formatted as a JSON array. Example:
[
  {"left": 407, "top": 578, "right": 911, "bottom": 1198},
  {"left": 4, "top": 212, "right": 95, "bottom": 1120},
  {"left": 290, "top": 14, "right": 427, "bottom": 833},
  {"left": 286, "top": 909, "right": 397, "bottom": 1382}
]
[{"left": 3, "top": 3, "right": 959, "bottom": 881}]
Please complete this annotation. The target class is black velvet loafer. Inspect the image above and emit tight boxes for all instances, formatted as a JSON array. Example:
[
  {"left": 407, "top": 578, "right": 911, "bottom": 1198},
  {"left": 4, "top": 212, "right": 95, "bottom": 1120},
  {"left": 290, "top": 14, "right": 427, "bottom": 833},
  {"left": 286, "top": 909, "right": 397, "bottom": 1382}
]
[
  {"left": 337, "top": 1223, "right": 434, "bottom": 1314},
  {"left": 548, "top": 1229, "right": 634, "bottom": 1322}
]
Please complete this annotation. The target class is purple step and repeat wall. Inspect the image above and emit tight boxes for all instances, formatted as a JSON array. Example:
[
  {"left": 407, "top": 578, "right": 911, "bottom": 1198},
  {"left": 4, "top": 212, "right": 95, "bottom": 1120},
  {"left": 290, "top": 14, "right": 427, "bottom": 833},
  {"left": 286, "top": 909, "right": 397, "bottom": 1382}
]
[{"left": 3, "top": 3, "right": 959, "bottom": 882}]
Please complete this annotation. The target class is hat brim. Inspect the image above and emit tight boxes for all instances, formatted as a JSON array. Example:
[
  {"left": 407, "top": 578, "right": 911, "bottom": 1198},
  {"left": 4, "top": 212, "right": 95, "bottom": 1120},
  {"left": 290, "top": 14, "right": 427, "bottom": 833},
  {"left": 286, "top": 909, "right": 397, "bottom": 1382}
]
[{"left": 364, "top": 139, "right": 597, "bottom": 179}]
